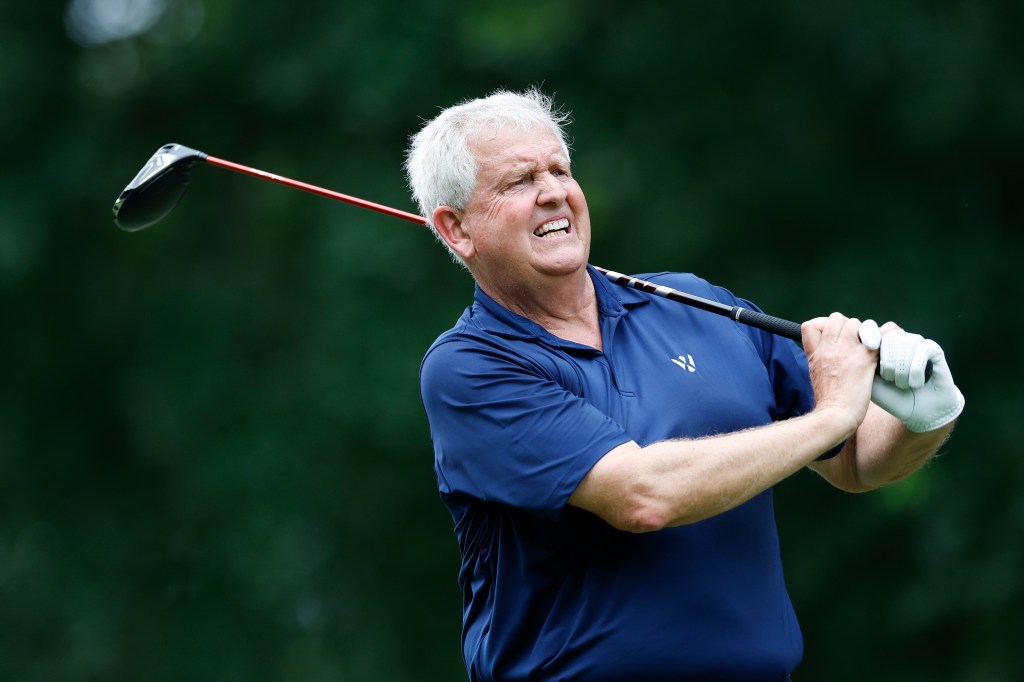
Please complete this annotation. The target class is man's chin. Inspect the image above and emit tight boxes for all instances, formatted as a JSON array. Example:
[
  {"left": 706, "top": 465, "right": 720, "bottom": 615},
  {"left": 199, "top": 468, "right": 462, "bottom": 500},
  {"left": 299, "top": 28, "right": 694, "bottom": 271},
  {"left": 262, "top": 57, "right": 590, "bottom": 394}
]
[
  {"left": 533, "top": 242, "right": 589, "bottom": 272},
  {"left": 534, "top": 258, "right": 589, "bottom": 279}
]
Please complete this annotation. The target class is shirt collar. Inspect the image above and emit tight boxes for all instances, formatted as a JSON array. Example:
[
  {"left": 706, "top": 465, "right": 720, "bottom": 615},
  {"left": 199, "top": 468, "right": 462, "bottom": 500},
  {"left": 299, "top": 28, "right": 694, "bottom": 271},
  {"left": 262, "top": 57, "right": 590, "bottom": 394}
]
[{"left": 470, "top": 264, "right": 650, "bottom": 346}]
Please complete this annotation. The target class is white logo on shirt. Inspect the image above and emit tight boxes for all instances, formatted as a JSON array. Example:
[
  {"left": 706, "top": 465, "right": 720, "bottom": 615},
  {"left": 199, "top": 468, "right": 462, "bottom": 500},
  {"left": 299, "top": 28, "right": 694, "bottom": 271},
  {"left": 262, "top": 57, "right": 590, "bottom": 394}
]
[{"left": 671, "top": 354, "right": 696, "bottom": 373}]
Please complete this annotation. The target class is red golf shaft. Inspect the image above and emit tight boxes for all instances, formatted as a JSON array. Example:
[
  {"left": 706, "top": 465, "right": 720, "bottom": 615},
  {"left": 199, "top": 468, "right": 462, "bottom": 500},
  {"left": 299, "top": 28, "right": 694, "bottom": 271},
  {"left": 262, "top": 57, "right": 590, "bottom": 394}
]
[{"left": 204, "top": 155, "right": 426, "bottom": 225}]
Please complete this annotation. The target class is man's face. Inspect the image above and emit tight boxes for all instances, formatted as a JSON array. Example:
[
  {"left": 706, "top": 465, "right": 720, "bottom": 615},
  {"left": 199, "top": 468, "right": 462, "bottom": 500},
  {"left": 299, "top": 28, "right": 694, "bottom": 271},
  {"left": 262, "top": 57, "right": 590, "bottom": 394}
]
[{"left": 457, "top": 125, "right": 591, "bottom": 293}]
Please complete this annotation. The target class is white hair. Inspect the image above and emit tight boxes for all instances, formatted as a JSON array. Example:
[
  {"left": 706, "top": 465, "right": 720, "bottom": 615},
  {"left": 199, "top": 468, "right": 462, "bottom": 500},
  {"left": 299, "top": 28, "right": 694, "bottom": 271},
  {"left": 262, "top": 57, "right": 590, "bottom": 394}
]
[{"left": 404, "top": 87, "right": 572, "bottom": 263}]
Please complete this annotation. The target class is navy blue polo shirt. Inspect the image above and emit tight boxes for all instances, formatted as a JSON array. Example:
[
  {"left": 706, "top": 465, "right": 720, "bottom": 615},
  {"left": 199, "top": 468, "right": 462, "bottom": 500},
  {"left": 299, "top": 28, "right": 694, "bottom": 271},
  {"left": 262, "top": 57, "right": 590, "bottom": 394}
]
[{"left": 420, "top": 266, "right": 818, "bottom": 682}]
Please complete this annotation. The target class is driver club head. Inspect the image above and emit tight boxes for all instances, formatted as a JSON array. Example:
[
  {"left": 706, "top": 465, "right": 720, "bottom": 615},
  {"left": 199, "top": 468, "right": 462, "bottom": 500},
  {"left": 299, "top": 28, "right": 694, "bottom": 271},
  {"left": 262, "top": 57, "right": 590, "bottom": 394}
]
[{"left": 112, "top": 143, "right": 207, "bottom": 232}]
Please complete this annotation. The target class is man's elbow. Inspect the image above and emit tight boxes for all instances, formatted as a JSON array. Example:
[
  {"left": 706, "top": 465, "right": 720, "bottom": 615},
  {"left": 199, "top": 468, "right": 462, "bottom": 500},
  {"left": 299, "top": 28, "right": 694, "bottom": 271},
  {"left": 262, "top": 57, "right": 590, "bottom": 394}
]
[
  {"left": 605, "top": 498, "right": 674, "bottom": 534},
  {"left": 812, "top": 458, "right": 914, "bottom": 493},
  {"left": 570, "top": 483, "right": 672, "bottom": 533},
  {"left": 570, "top": 461, "right": 675, "bottom": 533}
]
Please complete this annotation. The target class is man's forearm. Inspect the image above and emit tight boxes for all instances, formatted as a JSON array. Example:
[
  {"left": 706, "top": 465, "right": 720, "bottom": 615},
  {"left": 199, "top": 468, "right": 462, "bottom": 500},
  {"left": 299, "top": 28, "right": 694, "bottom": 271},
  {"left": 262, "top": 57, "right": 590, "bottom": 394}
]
[{"left": 570, "top": 405, "right": 859, "bottom": 531}]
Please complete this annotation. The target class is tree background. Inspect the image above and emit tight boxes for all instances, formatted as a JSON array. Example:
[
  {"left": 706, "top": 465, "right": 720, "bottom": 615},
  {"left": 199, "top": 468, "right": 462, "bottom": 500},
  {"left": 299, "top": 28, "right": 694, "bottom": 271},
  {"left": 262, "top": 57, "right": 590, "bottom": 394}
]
[{"left": 2, "top": 1, "right": 1021, "bottom": 680}]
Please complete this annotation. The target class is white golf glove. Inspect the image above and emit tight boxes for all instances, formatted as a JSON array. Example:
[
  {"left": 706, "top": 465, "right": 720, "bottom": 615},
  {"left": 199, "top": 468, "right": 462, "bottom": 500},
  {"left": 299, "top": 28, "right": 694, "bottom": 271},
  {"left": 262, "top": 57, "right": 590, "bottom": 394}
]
[{"left": 859, "top": 322, "right": 965, "bottom": 433}]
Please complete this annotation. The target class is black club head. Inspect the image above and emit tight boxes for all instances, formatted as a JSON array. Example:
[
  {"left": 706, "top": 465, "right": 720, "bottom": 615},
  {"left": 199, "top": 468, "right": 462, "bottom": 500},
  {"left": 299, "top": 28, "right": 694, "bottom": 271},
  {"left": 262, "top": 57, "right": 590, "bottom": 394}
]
[{"left": 112, "top": 143, "right": 207, "bottom": 232}]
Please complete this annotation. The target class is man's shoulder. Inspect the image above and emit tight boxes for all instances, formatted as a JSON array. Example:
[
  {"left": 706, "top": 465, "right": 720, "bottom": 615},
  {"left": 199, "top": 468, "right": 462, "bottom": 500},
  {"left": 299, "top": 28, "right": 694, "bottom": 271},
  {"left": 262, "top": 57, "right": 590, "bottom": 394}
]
[
  {"left": 635, "top": 271, "right": 732, "bottom": 299},
  {"left": 622, "top": 271, "right": 751, "bottom": 313}
]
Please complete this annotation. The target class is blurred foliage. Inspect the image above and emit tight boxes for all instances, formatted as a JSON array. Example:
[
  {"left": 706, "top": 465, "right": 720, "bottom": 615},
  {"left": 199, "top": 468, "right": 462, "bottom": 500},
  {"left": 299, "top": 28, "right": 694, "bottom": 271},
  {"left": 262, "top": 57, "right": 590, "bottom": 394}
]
[{"left": 1, "top": 1, "right": 1021, "bottom": 680}]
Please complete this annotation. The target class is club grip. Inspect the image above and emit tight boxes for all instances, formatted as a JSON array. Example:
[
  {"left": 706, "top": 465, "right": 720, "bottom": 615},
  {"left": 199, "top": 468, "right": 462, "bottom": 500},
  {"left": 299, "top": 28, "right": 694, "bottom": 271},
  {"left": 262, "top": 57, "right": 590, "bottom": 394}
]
[
  {"left": 734, "top": 307, "right": 933, "bottom": 381},
  {"left": 733, "top": 307, "right": 803, "bottom": 342}
]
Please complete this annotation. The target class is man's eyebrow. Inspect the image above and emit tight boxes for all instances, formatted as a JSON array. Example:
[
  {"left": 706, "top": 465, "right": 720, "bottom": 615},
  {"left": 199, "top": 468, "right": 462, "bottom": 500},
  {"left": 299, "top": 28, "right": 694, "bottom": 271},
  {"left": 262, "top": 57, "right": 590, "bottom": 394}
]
[
  {"left": 494, "top": 164, "right": 534, "bottom": 185},
  {"left": 497, "top": 155, "right": 570, "bottom": 182},
  {"left": 487, "top": 150, "right": 570, "bottom": 192}
]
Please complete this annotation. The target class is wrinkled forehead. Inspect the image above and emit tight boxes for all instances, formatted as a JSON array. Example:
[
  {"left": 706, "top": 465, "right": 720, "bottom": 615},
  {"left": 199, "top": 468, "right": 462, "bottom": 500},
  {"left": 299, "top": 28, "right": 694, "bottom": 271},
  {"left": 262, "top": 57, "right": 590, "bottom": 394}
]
[{"left": 467, "top": 122, "right": 570, "bottom": 164}]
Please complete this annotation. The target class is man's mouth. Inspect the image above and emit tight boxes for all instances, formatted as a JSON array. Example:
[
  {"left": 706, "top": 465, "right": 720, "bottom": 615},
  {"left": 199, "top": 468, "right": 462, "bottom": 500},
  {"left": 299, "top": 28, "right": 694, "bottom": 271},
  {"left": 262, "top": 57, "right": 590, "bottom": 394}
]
[{"left": 533, "top": 218, "right": 570, "bottom": 238}]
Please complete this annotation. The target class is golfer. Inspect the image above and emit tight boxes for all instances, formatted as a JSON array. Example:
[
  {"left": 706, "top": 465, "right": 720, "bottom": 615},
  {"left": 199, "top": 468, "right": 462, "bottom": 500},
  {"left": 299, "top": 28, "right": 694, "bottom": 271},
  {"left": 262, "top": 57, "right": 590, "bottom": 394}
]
[{"left": 405, "top": 88, "right": 963, "bottom": 681}]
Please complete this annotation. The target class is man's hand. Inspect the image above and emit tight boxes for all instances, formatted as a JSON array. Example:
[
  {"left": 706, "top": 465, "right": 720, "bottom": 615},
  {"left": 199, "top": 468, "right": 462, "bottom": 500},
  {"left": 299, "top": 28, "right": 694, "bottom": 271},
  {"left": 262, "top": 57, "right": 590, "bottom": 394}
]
[
  {"left": 868, "top": 326, "right": 965, "bottom": 432},
  {"left": 802, "top": 313, "right": 879, "bottom": 434}
]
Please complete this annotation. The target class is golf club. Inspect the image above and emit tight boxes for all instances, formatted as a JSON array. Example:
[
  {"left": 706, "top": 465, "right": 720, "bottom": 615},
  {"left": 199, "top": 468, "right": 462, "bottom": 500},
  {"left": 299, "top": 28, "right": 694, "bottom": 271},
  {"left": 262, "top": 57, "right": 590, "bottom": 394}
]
[
  {"left": 112, "top": 143, "right": 917, "bottom": 365},
  {"left": 113, "top": 143, "right": 424, "bottom": 231}
]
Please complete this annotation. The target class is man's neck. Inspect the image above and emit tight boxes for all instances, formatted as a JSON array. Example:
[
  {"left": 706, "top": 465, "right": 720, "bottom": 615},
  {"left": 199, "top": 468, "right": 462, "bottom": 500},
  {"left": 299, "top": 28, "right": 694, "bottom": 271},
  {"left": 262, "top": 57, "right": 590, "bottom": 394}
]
[{"left": 480, "top": 269, "right": 603, "bottom": 350}]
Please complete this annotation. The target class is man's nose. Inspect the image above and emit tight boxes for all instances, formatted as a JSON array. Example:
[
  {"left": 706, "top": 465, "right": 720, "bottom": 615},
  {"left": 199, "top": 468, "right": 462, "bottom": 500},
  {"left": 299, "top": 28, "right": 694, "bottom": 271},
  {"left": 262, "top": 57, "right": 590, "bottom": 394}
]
[{"left": 536, "top": 173, "right": 567, "bottom": 205}]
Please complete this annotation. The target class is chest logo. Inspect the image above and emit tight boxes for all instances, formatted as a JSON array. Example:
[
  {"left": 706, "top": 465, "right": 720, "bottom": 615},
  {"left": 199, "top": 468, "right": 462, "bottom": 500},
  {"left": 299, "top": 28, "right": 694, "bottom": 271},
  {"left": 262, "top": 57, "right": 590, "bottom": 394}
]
[{"left": 671, "top": 354, "right": 697, "bottom": 373}]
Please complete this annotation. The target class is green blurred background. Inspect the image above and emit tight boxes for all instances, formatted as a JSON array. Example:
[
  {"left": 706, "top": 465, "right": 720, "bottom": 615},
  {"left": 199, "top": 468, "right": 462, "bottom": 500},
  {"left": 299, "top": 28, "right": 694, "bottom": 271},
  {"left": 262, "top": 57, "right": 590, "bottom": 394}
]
[{"left": 2, "top": 1, "right": 1021, "bottom": 680}]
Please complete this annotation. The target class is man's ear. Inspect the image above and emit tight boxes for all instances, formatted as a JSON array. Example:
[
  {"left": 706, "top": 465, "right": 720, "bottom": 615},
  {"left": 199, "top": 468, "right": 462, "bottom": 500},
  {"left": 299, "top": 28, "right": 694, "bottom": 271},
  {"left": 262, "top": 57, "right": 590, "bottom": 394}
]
[{"left": 433, "top": 206, "right": 476, "bottom": 260}]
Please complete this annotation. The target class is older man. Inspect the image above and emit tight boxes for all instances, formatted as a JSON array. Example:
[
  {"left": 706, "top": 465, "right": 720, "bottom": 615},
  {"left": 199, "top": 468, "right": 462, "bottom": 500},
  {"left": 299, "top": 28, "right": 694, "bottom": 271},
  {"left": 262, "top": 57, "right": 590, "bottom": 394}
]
[{"left": 405, "top": 88, "right": 963, "bottom": 681}]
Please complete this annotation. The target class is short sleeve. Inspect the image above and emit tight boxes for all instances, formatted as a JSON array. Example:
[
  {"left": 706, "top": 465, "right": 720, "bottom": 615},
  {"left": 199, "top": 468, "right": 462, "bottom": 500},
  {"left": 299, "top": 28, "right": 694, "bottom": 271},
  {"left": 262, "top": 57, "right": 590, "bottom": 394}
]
[{"left": 420, "top": 337, "right": 633, "bottom": 520}]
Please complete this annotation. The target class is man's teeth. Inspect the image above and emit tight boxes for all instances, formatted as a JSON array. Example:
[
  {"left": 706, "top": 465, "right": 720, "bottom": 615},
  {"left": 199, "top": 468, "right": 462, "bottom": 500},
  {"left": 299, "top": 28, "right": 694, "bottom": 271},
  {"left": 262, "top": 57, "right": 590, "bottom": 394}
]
[{"left": 534, "top": 218, "right": 570, "bottom": 237}]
